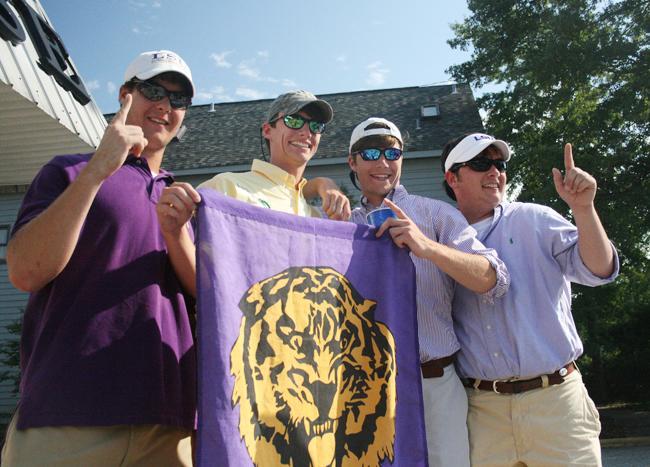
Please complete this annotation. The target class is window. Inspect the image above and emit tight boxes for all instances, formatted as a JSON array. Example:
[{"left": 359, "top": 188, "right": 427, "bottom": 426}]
[
  {"left": 0, "top": 225, "right": 10, "bottom": 263},
  {"left": 420, "top": 104, "right": 440, "bottom": 118}
]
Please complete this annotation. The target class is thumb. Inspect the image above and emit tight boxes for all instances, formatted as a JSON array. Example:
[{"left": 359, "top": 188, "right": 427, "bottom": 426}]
[
  {"left": 552, "top": 167, "right": 564, "bottom": 194},
  {"left": 113, "top": 93, "right": 132, "bottom": 125}
]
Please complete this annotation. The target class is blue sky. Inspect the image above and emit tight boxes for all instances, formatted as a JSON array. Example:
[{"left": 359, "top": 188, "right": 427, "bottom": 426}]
[{"left": 41, "top": 0, "right": 476, "bottom": 114}]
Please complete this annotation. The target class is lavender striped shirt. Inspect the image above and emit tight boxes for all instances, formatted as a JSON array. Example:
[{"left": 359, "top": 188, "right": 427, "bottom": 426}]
[
  {"left": 351, "top": 185, "right": 510, "bottom": 363},
  {"left": 452, "top": 202, "right": 620, "bottom": 380}
]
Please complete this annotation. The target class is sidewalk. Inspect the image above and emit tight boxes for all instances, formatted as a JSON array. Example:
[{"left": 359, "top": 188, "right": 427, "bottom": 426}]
[{"left": 600, "top": 404, "right": 650, "bottom": 448}]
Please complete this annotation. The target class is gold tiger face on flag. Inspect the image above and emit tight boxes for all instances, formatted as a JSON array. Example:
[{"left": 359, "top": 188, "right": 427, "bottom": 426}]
[{"left": 230, "top": 266, "right": 397, "bottom": 467}]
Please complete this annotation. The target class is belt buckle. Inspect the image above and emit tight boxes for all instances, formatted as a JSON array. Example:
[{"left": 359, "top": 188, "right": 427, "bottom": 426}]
[{"left": 492, "top": 379, "right": 503, "bottom": 394}]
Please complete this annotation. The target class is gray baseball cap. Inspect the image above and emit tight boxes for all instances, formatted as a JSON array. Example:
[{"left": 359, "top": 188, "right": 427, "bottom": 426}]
[{"left": 266, "top": 90, "right": 333, "bottom": 124}]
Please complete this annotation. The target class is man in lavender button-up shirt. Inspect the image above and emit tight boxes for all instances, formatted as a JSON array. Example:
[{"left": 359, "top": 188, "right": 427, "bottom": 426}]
[
  {"left": 442, "top": 133, "right": 619, "bottom": 467},
  {"left": 348, "top": 118, "right": 510, "bottom": 467}
]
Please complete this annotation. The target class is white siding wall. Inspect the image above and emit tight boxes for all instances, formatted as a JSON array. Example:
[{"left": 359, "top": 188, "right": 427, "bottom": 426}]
[{"left": 0, "top": 194, "right": 29, "bottom": 425}]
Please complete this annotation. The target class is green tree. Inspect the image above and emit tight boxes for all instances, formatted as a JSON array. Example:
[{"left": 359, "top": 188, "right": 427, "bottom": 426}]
[{"left": 448, "top": 0, "right": 650, "bottom": 403}]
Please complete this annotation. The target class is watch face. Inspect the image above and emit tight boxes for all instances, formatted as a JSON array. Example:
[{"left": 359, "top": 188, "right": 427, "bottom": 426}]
[{"left": 559, "top": 367, "right": 568, "bottom": 377}]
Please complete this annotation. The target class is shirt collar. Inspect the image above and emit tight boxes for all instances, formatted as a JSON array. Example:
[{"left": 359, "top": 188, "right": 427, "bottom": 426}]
[
  {"left": 251, "top": 159, "right": 307, "bottom": 191},
  {"left": 359, "top": 185, "right": 405, "bottom": 212},
  {"left": 125, "top": 155, "right": 174, "bottom": 182}
]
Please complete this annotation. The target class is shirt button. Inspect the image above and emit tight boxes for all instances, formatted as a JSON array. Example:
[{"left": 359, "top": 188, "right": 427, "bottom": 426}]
[
  {"left": 486, "top": 325, "right": 492, "bottom": 330},
  {"left": 493, "top": 352, "right": 499, "bottom": 358}
]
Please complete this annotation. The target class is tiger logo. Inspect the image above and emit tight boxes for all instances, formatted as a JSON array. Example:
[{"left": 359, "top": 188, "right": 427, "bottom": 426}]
[{"left": 230, "top": 266, "right": 397, "bottom": 467}]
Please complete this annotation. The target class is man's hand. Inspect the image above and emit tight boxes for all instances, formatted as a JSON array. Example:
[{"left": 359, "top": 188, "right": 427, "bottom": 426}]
[
  {"left": 375, "top": 199, "right": 435, "bottom": 259},
  {"left": 303, "top": 177, "right": 351, "bottom": 220},
  {"left": 85, "top": 94, "right": 148, "bottom": 182},
  {"left": 321, "top": 187, "right": 351, "bottom": 221},
  {"left": 156, "top": 182, "right": 201, "bottom": 236},
  {"left": 552, "top": 143, "right": 597, "bottom": 210}
]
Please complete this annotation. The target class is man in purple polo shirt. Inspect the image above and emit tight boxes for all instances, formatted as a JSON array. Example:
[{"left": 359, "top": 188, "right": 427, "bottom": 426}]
[
  {"left": 2, "top": 50, "right": 197, "bottom": 466},
  {"left": 347, "top": 118, "right": 510, "bottom": 467},
  {"left": 442, "top": 133, "right": 619, "bottom": 466}
]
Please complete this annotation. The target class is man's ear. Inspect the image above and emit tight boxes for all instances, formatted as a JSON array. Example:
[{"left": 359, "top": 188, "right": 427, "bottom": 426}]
[
  {"left": 347, "top": 153, "right": 357, "bottom": 171},
  {"left": 118, "top": 86, "right": 131, "bottom": 106},
  {"left": 444, "top": 170, "right": 458, "bottom": 188},
  {"left": 261, "top": 121, "right": 272, "bottom": 140}
]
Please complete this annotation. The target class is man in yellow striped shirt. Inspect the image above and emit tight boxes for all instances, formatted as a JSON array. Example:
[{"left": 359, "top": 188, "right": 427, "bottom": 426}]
[{"left": 155, "top": 90, "right": 347, "bottom": 296}]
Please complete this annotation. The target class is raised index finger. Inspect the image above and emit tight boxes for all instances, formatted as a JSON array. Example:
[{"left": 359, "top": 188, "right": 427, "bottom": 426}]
[
  {"left": 383, "top": 198, "right": 407, "bottom": 220},
  {"left": 112, "top": 93, "right": 132, "bottom": 125},
  {"left": 564, "top": 143, "right": 575, "bottom": 171}
]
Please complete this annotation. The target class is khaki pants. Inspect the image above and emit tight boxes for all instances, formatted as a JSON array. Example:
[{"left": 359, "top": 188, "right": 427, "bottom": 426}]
[
  {"left": 1, "top": 411, "right": 193, "bottom": 467},
  {"left": 466, "top": 370, "right": 601, "bottom": 467}
]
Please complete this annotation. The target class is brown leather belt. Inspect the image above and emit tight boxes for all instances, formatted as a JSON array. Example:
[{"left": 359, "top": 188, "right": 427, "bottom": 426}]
[
  {"left": 463, "top": 362, "right": 576, "bottom": 394},
  {"left": 421, "top": 354, "right": 455, "bottom": 378}
]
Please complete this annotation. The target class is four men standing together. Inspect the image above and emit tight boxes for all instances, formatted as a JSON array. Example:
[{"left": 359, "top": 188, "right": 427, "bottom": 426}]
[{"left": 3, "top": 49, "right": 618, "bottom": 466}]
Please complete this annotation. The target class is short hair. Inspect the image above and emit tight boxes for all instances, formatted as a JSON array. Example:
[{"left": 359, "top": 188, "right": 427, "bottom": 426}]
[
  {"left": 439, "top": 134, "right": 470, "bottom": 201},
  {"left": 350, "top": 122, "right": 403, "bottom": 155},
  {"left": 122, "top": 71, "right": 192, "bottom": 95}
]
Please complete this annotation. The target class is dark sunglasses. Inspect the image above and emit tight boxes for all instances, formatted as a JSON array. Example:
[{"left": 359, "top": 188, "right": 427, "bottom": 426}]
[
  {"left": 278, "top": 114, "right": 326, "bottom": 134},
  {"left": 355, "top": 148, "right": 403, "bottom": 161},
  {"left": 133, "top": 79, "right": 192, "bottom": 110},
  {"left": 451, "top": 158, "right": 507, "bottom": 173}
]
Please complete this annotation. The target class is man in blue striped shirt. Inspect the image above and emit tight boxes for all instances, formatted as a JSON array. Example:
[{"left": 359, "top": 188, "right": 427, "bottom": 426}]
[
  {"left": 348, "top": 118, "right": 510, "bottom": 467},
  {"left": 442, "top": 133, "right": 618, "bottom": 466}
]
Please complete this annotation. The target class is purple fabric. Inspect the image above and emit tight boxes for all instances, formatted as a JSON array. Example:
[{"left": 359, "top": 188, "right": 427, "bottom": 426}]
[
  {"left": 195, "top": 189, "right": 427, "bottom": 466},
  {"left": 13, "top": 154, "right": 196, "bottom": 429}
]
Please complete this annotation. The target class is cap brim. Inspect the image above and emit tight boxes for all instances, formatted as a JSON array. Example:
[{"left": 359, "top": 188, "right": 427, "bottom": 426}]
[
  {"left": 133, "top": 68, "right": 194, "bottom": 97},
  {"left": 490, "top": 140, "right": 511, "bottom": 161},
  {"left": 445, "top": 136, "right": 511, "bottom": 171},
  {"left": 302, "top": 100, "right": 333, "bottom": 123}
]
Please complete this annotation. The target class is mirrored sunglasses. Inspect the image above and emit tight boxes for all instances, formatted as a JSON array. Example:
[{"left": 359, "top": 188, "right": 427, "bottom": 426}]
[
  {"left": 134, "top": 80, "right": 192, "bottom": 110},
  {"left": 355, "top": 148, "right": 403, "bottom": 161},
  {"left": 281, "top": 114, "right": 326, "bottom": 134},
  {"left": 451, "top": 158, "right": 507, "bottom": 172}
]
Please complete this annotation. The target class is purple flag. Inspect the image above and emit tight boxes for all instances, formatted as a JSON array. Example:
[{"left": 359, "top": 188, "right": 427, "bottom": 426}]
[{"left": 196, "top": 190, "right": 428, "bottom": 467}]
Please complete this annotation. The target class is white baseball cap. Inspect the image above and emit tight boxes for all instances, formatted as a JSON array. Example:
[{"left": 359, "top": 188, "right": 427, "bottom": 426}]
[
  {"left": 349, "top": 117, "right": 403, "bottom": 152},
  {"left": 444, "top": 133, "right": 511, "bottom": 172},
  {"left": 124, "top": 50, "right": 194, "bottom": 97}
]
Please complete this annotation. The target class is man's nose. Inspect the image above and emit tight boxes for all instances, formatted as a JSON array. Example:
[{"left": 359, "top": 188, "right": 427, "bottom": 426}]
[{"left": 156, "top": 97, "right": 172, "bottom": 112}]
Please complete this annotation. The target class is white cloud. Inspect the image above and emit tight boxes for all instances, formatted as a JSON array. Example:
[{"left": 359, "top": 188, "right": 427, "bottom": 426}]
[
  {"left": 86, "top": 80, "right": 100, "bottom": 91},
  {"left": 238, "top": 60, "right": 261, "bottom": 80},
  {"left": 281, "top": 79, "right": 297, "bottom": 88},
  {"left": 210, "top": 51, "right": 233, "bottom": 69},
  {"left": 366, "top": 61, "right": 389, "bottom": 86},
  {"left": 132, "top": 27, "right": 141, "bottom": 34},
  {"left": 336, "top": 54, "right": 346, "bottom": 63},
  {"left": 257, "top": 50, "right": 270, "bottom": 59},
  {"left": 195, "top": 85, "right": 233, "bottom": 102},
  {"left": 107, "top": 82, "right": 116, "bottom": 93},
  {"left": 152, "top": 1, "right": 162, "bottom": 7},
  {"left": 235, "top": 87, "right": 266, "bottom": 100}
]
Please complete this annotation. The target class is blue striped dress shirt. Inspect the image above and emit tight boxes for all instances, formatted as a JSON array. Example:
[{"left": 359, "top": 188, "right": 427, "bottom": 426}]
[{"left": 351, "top": 185, "right": 510, "bottom": 363}]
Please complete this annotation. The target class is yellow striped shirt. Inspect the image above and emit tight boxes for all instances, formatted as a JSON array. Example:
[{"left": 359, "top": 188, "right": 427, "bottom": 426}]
[{"left": 198, "top": 159, "right": 321, "bottom": 218}]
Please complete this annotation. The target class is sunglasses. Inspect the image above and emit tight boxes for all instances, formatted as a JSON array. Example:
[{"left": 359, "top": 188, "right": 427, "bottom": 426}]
[
  {"left": 278, "top": 114, "right": 327, "bottom": 134},
  {"left": 133, "top": 79, "right": 192, "bottom": 110},
  {"left": 451, "top": 158, "right": 507, "bottom": 173},
  {"left": 355, "top": 148, "right": 403, "bottom": 161}
]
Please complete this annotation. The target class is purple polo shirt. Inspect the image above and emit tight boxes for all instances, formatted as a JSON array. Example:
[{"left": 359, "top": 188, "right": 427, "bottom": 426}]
[{"left": 12, "top": 154, "right": 196, "bottom": 430}]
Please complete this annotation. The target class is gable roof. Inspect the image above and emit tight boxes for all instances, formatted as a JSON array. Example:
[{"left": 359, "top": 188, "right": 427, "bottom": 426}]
[{"left": 110, "top": 83, "right": 484, "bottom": 173}]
